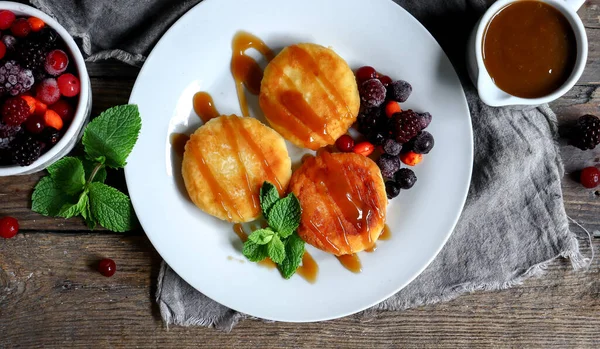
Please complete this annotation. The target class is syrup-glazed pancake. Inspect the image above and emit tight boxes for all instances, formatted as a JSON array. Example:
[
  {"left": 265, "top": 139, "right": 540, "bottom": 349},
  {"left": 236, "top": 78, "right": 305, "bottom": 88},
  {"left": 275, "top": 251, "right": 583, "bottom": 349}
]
[
  {"left": 259, "top": 43, "right": 360, "bottom": 150},
  {"left": 289, "top": 152, "right": 387, "bottom": 255},
  {"left": 182, "top": 115, "right": 292, "bottom": 223}
]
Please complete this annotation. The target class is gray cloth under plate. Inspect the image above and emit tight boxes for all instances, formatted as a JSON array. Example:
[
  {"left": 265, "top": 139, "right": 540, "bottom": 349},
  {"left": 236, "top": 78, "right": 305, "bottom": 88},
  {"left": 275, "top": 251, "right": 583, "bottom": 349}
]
[{"left": 31, "top": 0, "right": 589, "bottom": 331}]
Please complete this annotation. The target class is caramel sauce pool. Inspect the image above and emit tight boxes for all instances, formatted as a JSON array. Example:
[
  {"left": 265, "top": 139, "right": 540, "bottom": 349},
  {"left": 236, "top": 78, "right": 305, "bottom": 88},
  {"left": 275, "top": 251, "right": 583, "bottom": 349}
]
[
  {"left": 483, "top": 0, "right": 576, "bottom": 98},
  {"left": 231, "top": 31, "right": 275, "bottom": 117},
  {"left": 336, "top": 254, "right": 362, "bottom": 273},
  {"left": 193, "top": 92, "right": 220, "bottom": 123},
  {"left": 379, "top": 225, "right": 391, "bottom": 240},
  {"left": 170, "top": 133, "right": 189, "bottom": 158}
]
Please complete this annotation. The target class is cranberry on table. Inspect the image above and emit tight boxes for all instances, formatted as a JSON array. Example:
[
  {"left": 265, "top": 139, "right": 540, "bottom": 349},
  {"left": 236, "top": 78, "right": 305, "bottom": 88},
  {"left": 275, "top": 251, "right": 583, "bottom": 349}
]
[
  {"left": 580, "top": 167, "right": 600, "bottom": 189},
  {"left": 98, "top": 258, "right": 117, "bottom": 277},
  {"left": 355, "top": 66, "right": 377, "bottom": 83},
  {"left": 335, "top": 134, "right": 354, "bottom": 153},
  {"left": 0, "top": 216, "right": 19, "bottom": 239}
]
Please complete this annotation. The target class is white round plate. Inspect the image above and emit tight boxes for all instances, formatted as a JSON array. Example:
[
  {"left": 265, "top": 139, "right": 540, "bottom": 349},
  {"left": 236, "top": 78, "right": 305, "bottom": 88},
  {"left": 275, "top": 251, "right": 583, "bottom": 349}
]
[{"left": 126, "top": 0, "right": 473, "bottom": 322}]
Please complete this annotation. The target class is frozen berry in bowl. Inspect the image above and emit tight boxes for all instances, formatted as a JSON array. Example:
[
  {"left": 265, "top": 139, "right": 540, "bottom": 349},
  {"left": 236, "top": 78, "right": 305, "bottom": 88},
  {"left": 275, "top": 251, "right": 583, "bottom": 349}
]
[
  {"left": 359, "top": 78, "right": 386, "bottom": 108},
  {"left": 396, "top": 168, "right": 417, "bottom": 189},
  {"left": 580, "top": 167, "right": 600, "bottom": 189},
  {"left": 572, "top": 114, "right": 600, "bottom": 150},
  {"left": 411, "top": 131, "right": 435, "bottom": 154},
  {"left": 387, "top": 80, "right": 412, "bottom": 103},
  {"left": 382, "top": 139, "right": 402, "bottom": 156},
  {"left": 385, "top": 181, "right": 401, "bottom": 199},
  {"left": 0, "top": 4, "right": 90, "bottom": 177},
  {"left": 0, "top": 216, "right": 19, "bottom": 239},
  {"left": 377, "top": 153, "right": 401, "bottom": 179},
  {"left": 416, "top": 112, "right": 432, "bottom": 130},
  {"left": 390, "top": 110, "right": 421, "bottom": 143}
]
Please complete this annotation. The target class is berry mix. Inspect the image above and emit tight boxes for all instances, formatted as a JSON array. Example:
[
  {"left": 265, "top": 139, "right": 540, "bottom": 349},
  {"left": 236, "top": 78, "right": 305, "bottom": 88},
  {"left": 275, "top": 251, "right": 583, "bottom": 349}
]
[
  {"left": 0, "top": 10, "right": 80, "bottom": 167},
  {"left": 335, "top": 65, "right": 435, "bottom": 199}
]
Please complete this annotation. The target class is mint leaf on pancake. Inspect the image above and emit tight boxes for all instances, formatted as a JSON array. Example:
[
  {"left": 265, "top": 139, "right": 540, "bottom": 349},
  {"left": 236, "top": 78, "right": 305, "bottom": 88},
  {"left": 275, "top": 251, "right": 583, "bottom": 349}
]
[
  {"left": 279, "top": 233, "right": 305, "bottom": 279},
  {"left": 267, "top": 235, "right": 285, "bottom": 264},
  {"left": 243, "top": 240, "right": 269, "bottom": 262},
  {"left": 259, "top": 181, "right": 279, "bottom": 219},
  {"left": 247, "top": 228, "right": 275, "bottom": 245},
  {"left": 267, "top": 193, "right": 301, "bottom": 238}
]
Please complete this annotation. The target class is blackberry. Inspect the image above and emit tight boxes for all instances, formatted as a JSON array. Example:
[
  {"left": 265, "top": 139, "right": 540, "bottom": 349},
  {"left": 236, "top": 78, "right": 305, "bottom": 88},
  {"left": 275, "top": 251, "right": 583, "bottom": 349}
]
[
  {"left": 573, "top": 114, "right": 600, "bottom": 150},
  {"left": 416, "top": 112, "right": 432, "bottom": 130},
  {"left": 0, "top": 60, "right": 34, "bottom": 96},
  {"left": 0, "top": 122, "right": 20, "bottom": 149},
  {"left": 385, "top": 181, "right": 401, "bottom": 199},
  {"left": 377, "top": 153, "right": 401, "bottom": 179},
  {"left": 359, "top": 78, "right": 386, "bottom": 107},
  {"left": 396, "top": 168, "right": 417, "bottom": 189},
  {"left": 357, "top": 107, "right": 381, "bottom": 134},
  {"left": 32, "top": 28, "right": 59, "bottom": 48},
  {"left": 10, "top": 134, "right": 41, "bottom": 166},
  {"left": 390, "top": 109, "right": 421, "bottom": 143},
  {"left": 387, "top": 80, "right": 412, "bottom": 103},
  {"left": 16, "top": 40, "right": 49, "bottom": 80},
  {"left": 382, "top": 139, "right": 402, "bottom": 156},
  {"left": 412, "top": 131, "right": 435, "bottom": 154}
]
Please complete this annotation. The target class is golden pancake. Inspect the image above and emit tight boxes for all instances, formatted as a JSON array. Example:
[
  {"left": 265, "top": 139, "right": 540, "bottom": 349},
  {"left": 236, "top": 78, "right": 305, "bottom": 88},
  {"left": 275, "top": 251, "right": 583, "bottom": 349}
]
[
  {"left": 182, "top": 115, "right": 292, "bottom": 223},
  {"left": 289, "top": 152, "right": 387, "bottom": 255},
  {"left": 259, "top": 43, "right": 360, "bottom": 150}
]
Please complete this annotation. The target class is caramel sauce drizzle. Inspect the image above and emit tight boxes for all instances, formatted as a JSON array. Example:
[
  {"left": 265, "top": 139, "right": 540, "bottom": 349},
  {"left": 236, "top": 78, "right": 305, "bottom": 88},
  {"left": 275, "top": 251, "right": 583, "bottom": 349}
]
[
  {"left": 337, "top": 254, "right": 362, "bottom": 273},
  {"left": 278, "top": 90, "right": 334, "bottom": 144},
  {"left": 365, "top": 245, "right": 377, "bottom": 253},
  {"left": 193, "top": 92, "right": 220, "bottom": 123},
  {"left": 221, "top": 117, "right": 259, "bottom": 212},
  {"left": 296, "top": 252, "right": 319, "bottom": 284},
  {"left": 170, "top": 133, "right": 189, "bottom": 158},
  {"left": 188, "top": 135, "right": 243, "bottom": 221},
  {"left": 380, "top": 225, "right": 391, "bottom": 240},
  {"left": 231, "top": 31, "right": 275, "bottom": 117}
]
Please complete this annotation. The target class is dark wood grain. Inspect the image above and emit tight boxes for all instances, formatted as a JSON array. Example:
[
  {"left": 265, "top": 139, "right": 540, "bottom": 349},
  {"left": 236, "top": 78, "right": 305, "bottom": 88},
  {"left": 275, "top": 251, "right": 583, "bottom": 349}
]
[{"left": 1, "top": 1, "right": 600, "bottom": 348}]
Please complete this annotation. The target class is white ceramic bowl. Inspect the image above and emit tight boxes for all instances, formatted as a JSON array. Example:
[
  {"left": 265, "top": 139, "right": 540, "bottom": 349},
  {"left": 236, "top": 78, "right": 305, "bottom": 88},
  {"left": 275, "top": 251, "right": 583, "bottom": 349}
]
[
  {"left": 0, "top": 1, "right": 91, "bottom": 176},
  {"left": 467, "top": 0, "right": 588, "bottom": 107}
]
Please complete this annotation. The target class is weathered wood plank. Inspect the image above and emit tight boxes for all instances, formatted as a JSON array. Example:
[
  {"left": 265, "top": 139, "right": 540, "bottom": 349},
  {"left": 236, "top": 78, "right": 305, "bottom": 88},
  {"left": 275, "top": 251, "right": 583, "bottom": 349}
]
[{"left": 0, "top": 233, "right": 598, "bottom": 348}]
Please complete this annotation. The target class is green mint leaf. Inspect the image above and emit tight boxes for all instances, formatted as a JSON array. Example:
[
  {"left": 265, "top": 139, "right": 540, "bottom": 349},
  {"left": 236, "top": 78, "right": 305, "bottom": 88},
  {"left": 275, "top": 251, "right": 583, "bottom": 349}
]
[
  {"left": 267, "top": 193, "right": 301, "bottom": 238},
  {"left": 31, "top": 176, "right": 75, "bottom": 216},
  {"left": 267, "top": 235, "right": 286, "bottom": 264},
  {"left": 279, "top": 233, "right": 305, "bottom": 279},
  {"left": 247, "top": 228, "right": 275, "bottom": 245},
  {"left": 82, "top": 201, "right": 97, "bottom": 230},
  {"left": 58, "top": 191, "right": 89, "bottom": 219},
  {"left": 47, "top": 156, "right": 85, "bottom": 195},
  {"left": 88, "top": 182, "right": 135, "bottom": 232},
  {"left": 81, "top": 157, "right": 107, "bottom": 183},
  {"left": 242, "top": 240, "right": 268, "bottom": 262},
  {"left": 260, "top": 181, "right": 280, "bottom": 219},
  {"left": 82, "top": 104, "right": 141, "bottom": 169}
]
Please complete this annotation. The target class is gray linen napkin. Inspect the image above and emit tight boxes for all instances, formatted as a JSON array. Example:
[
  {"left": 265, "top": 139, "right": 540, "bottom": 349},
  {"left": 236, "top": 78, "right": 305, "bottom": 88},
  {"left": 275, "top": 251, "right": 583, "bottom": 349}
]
[{"left": 32, "top": 0, "right": 589, "bottom": 331}]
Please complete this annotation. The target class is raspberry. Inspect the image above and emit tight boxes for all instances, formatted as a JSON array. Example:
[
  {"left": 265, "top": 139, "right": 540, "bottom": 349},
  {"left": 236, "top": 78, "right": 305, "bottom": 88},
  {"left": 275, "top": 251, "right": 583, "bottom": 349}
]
[
  {"left": 395, "top": 168, "right": 417, "bottom": 189},
  {"left": 0, "top": 10, "right": 16, "bottom": 30},
  {"left": 57, "top": 73, "right": 80, "bottom": 97},
  {"left": 411, "top": 131, "right": 435, "bottom": 154},
  {"left": 10, "top": 18, "right": 31, "bottom": 38},
  {"left": 359, "top": 78, "right": 386, "bottom": 107},
  {"left": 0, "top": 60, "right": 35, "bottom": 96},
  {"left": 573, "top": 114, "right": 600, "bottom": 150},
  {"left": 416, "top": 112, "right": 432, "bottom": 130},
  {"left": 2, "top": 97, "right": 31, "bottom": 126},
  {"left": 377, "top": 153, "right": 401, "bottom": 179},
  {"left": 385, "top": 181, "right": 401, "bottom": 199},
  {"left": 382, "top": 139, "right": 402, "bottom": 156},
  {"left": 390, "top": 109, "right": 421, "bottom": 143},
  {"left": 388, "top": 80, "right": 412, "bottom": 103},
  {"left": 580, "top": 167, "right": 600, "bottom": 189},
  {"left": 16, "top": 40, "right": 49, "bottom": 79},
  {"left": 45, "top": 49, "right": 69, "bottom": 76},
  {"left": 10, "top": 134, "right": 41, "bottom": 166},
  {"left": 36, "top": 78, "right": 60, "bottom": 105}
]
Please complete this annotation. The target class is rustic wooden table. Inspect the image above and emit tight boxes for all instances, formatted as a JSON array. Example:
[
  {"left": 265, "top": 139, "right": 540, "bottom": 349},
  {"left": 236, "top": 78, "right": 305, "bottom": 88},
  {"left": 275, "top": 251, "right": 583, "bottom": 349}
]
[{"left": 1, "top": 2, "right": 600, "bottom": 348}]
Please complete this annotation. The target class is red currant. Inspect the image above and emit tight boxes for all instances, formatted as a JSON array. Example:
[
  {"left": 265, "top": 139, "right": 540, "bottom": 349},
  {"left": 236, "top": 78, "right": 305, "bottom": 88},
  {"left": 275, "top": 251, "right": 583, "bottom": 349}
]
[
  {"left": 0, "top": 216, "right": 19, "bottom": 239},
  {"left": 378, "top": 75, "right": 392, "bottom": 87},
  {"left": 45, "top": 50, "right": 69, "bottom": 76},
  {"left": 580, "top": 167, "right": 600, "bottom": 188},
  {"left": 50, "top": 100, "right": 74, "bottom": 122},
  {"left": 25, "top": 114, "right": 45, "bottom": 134},
  {"left": 10, "top": 18, "right": 31, "bottom": 38},
  {"left": 57, "top": 73, "right": 80, "bottom": 97},
  {"left": 356, "top": 66, "right": 377, "bottom": 83},
  {"left": 0, "top": 10, "right": 16, "bottom": 30},
  {"left": 98, "top": 258, "right": 117, "bottom": 277},
  {"left": 335, "top": 134, "right": 355, "bottom": 152}
]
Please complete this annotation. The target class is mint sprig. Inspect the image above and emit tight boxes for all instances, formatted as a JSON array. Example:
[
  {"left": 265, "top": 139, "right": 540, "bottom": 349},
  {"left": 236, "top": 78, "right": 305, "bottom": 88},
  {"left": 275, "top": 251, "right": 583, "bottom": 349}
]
[
  {"left": 31, "top": 104, "right": 141, "bottom": 232},
  {"left": 243, "top": 181, "right": 305, "bottom": 279}
]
